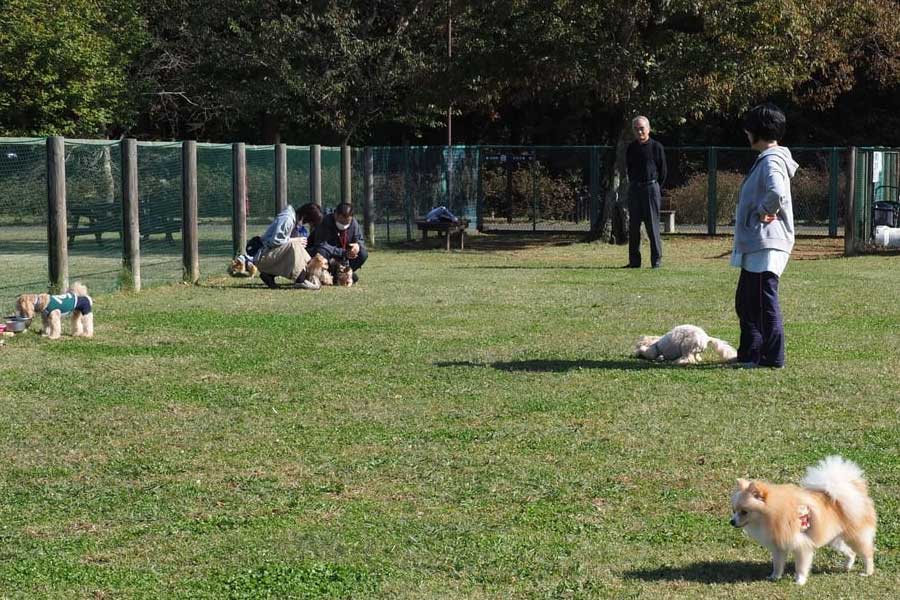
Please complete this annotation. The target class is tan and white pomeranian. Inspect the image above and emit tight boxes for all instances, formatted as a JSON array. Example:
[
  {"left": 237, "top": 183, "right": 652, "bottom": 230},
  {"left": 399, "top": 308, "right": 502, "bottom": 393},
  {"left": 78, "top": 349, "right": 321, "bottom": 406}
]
[
  {"left": 295, "top": 254, "right": 333, "bottom": 290},
  {"left": 228, "top": 255, "right": 258, "bottom": 278},
  {"left": 15, "top": 282, "right": 94, "bottom": 340},
  {"left": 634, "top": 324, "right": 736, "bottom": 365},
  {"left": 730, "top": 456, "right": 877, "bottom": 585},
  {"left": 308, "top": 254, "right": 334, "bottom": 286}
]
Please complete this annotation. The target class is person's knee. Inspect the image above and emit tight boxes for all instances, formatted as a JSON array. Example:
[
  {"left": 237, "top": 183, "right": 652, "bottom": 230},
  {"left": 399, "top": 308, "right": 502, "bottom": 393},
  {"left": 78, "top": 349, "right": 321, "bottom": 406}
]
[
  {"left": 310, "top": 243, "right": 334, "bottom": 259},
  {"left": 351, "top": 247, "right": 368, "bottom": 270}
]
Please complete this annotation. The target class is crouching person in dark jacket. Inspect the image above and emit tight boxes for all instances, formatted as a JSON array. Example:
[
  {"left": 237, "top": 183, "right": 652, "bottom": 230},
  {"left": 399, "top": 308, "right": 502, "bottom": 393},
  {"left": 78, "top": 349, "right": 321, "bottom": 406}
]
[{"left": 308, "top": 202, "right": 367, "bottom": 282}]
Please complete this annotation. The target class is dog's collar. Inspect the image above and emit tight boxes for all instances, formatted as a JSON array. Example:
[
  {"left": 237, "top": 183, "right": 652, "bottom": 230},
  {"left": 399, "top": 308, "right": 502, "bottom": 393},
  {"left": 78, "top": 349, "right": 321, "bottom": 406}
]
[{"left": 798, "top": 505, "right": 810, "bottom": 530}]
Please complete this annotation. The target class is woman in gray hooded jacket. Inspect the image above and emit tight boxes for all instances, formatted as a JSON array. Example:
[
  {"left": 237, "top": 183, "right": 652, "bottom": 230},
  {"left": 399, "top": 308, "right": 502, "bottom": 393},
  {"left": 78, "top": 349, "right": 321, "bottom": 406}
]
[{"left": 731, "top": 103, "right": 799, "bottom": 368}]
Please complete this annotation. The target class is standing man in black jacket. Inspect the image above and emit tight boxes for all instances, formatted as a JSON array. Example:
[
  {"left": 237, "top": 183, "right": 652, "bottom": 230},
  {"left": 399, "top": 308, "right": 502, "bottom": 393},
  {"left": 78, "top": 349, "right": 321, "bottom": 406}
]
[
  {"left": 625, "top": 116, "right": 667, "bottom": 269},
  {"left": 308, "top": 202, "right": 367, "bottom": 282}
]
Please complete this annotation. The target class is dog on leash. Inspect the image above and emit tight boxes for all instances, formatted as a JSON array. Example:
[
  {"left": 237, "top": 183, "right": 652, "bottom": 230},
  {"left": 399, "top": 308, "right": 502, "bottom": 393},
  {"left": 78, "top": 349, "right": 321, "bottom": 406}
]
[
  {"left": 295, "top": 254, "right": 333, "bottom": 290},
  {"left": 730, "top": 456, "right": 877, "bottom": 585},
  {"left": 307, "top": 254, "right": 334, "bottom": 287},
  {"left": 634, "top": 324, "right": 736, "bottom": 365},
  {"left": 326, "top": 258, "right": 353, "bottom": 287},
  {"left": 15, "top": 282, "right": 94, "bottom": 339},
  {"left": 228, "top": 254, "right": 258, "bottom": 278}
]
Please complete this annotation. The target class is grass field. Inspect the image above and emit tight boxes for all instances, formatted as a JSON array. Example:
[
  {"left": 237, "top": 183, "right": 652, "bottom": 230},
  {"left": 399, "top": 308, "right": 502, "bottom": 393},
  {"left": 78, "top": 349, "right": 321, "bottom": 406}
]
[{"left": 1, "top": 234, "right": 898, "bottom": 599}]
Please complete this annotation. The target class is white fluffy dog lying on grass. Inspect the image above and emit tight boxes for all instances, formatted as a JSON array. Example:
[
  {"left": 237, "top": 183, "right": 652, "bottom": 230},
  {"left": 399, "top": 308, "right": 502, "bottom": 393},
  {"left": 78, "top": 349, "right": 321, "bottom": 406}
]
[{"left": 634, "top": 324, "right": 737, "bottom": 365}]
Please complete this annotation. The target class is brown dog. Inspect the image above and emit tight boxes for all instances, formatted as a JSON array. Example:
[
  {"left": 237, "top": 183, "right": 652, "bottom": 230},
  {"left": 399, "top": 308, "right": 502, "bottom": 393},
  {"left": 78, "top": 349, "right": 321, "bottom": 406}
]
[{"left": 16, "top": 282, "right": 94, "bottom": 339}]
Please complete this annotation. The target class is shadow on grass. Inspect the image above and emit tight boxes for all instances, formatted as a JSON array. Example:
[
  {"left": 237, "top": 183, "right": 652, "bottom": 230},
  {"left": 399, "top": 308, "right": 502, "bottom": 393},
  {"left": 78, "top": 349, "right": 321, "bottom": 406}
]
[
  {"left": 436, "top": 359, "right": 731, "bottom": 372},
  {"left": 450, "top": 265, "right": 629, "bottom": 270},
  {"left": 436, "top": 359, "right": 650, "bottom": 372},
  {"left": 623, "top": 560, "right": 772, "bottom": 583},
  {"left": 383, "top": 232, "right": 585, "bottom": 253},
  {"left": 205, "top": 282, "right": 298, "bottom": 290}
]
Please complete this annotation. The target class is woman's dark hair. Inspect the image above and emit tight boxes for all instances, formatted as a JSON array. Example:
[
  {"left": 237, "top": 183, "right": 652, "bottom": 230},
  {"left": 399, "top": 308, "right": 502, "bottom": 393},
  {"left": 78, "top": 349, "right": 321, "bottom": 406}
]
[
  {"left": 743, "top": 103, "right": 786, "bottom": 143},
  {"left": 335, "top": 202, "right": 354, "bottom": 217},
  {"left": 296, "top": 202, "right": 323, "bottom": 226}
]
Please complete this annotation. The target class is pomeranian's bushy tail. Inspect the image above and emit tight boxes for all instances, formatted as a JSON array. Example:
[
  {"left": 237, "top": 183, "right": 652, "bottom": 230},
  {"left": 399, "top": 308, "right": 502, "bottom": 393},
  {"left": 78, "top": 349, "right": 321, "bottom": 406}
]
[
  {"left": 801, "top": 456, "right": 871, "bottom": 521},
  {"left": 708, "top": 337, "right": 737, "bottom": 361}
]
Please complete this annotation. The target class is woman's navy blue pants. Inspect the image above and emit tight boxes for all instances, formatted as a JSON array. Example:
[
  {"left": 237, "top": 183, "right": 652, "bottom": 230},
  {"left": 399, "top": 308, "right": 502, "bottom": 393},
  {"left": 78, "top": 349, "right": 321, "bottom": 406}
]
[{"left": 735, "top": 269, "right": 785, "bottom": 367}]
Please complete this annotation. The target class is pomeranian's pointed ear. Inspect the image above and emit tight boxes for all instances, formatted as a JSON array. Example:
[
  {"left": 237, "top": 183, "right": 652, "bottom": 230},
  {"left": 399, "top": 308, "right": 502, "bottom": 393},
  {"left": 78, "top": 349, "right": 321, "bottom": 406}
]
[
  {"left": 748, "top": 481, "right": 768, "bottom": 500},
  {"left": 736, "top": 478, "right": 750, "bottom": 491}
]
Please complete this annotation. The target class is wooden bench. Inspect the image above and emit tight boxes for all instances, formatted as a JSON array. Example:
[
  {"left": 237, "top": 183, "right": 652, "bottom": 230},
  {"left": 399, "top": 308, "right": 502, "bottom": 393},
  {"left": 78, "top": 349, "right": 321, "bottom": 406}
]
[
  {"left": 415, "top": 218, "right": 469, "bottom": 251},
  {"left": 67, "top": 202, "right": 120, "bottom": 244},
  {"left": 139, "top": 205, "right": 181, "bottom": 242},
  {"left": 67, "top": 200, "right": 181, "bottom": 245},
  {"left": 660, "top": 210, "right": 676, "bottom": 233}
]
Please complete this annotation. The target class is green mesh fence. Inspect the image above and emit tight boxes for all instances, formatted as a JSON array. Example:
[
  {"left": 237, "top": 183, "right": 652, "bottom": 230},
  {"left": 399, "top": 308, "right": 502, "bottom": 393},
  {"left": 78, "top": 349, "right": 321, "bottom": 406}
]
[
  {"left": 245, "top": 145, "right": 276, "bottom": 226},
  {"left": 197, "top": 144, "right": 234, "bottom": 278},
  {"left": 287, "top": 146, "right": 311, "bottom": 206},
  {"left": 1, "top": 138, "right": 863, "bottom": 306},
  {"left": 137, "top": 142, "right": 183, "bottom": 289},
  {"left": 477, "top": 146, "right": 591, "bottom": 232},
  {"left": 321, "top": 146, "right": 342, "bottom": 212},
  {"left": 0, "top": 139, "right": 47, "bottom": 308},
  {"left": 853, "top": 148, "right": 900, "bottom": 244},
  {"left": 64, "top": 140, "right": 123, "bottom": 296},
  {"left": 664, "top": 147, "right": 714, "bottom": 233}
]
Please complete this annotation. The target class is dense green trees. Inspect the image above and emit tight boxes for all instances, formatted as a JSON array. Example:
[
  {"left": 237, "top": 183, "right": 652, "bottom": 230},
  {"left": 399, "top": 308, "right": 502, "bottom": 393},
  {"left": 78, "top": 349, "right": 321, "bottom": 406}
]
[
  {"left": 0, "top": 0, "right": 144, "bottom": 136},
  {"left": 0, "top": 0, "right": 897, "bottom": 149}
]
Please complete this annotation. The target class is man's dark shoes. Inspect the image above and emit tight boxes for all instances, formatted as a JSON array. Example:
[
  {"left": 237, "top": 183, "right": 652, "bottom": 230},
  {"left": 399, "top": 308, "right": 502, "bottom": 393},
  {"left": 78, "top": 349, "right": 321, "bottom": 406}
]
[
  {"left": 260, "top": 273, "right": 277, "bottom": 289},
  {"left": 622, "top": 264, "right": 640, "bottom": 269},
  {"left": 652, "top": 262, "right": 662, "bottom": 269}
]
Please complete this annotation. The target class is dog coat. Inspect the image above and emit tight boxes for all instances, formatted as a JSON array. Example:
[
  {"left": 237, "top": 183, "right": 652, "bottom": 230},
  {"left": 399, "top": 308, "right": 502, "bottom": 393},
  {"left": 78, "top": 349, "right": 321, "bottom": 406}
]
[{"left": 42, "top": 292, "right": 92, "bottom": 317}]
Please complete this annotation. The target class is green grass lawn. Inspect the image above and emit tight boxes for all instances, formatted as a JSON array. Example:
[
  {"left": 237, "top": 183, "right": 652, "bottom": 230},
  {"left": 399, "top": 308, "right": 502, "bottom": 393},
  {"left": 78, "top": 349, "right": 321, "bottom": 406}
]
[{"left": 1, "top": 235, "right": 898, "bottom": 599}]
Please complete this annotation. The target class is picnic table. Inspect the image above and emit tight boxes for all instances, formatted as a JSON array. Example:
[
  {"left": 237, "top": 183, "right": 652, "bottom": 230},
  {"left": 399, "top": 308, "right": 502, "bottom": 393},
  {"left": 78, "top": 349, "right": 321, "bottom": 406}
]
[
  {"left": 415, "top": 218, "right": 469, "bottom": 251},
  {"left": 67, "top": 200, "right": 181, "bottom": 244},
  {"left": 67, "top": 202, "right": 120, "bottom": 244}
]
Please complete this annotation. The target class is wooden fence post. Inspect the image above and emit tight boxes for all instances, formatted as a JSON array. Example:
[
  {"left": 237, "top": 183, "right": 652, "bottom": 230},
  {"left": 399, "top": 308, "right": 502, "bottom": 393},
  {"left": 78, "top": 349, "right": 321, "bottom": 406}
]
[
  {"left": 404, "top": 145, "right": 413, "bottom": 239},
  {"left": 46, "top": 136, "right": 68, "bottom": 293},
  {"left": 707, "top": 147, "right": 718, "bottom": 236},
  {"left": 121, "top": 139, "right": 141, "bottom": 291},
  {"left": 363, "top": 147, "right": 375, "bottom": 246},
  {"left": 310, "top": 144, "right": 322, "bottom": 206},
  {"left": 275, "top": 143, "right": 287, "bottom": 213},
  {"left": 844, "top": 146, "right": 858, "bottom": 256},
  {"left": 232, "top": 142, "right": 247, "bottom": 256},
  {"left": 589, "top": 146, "right": 600, "bottom": 232},
  {"left": 828, "top": 147, "right": 840, "bottom": 238},
  {"left": 341, "top": 144, "right": 352, "bottom": 205},
  {"left": 182, "top": 141, "right": 199, "bottom": 283}
]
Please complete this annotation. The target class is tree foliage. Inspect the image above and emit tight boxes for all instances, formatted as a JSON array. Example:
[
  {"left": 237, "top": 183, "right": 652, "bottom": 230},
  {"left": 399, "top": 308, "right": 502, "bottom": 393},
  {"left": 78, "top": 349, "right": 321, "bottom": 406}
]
[
  {"left": 137, "top": 0, "right": 445, "bottom": 143},
  {"left": 0, "top": 0, "right": 144, "bottom": 137},
  {"left": 0, "top": 0, "right": 897, "bottom": 148}
]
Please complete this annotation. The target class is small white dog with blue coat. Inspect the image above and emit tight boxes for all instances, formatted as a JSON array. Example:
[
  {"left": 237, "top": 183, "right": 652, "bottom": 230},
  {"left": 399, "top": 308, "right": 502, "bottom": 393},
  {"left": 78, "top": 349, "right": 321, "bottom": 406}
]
[
  {"left": 15, "top": 282, "right": 94, "bottom": 340},
  {"left": 634, "top": 324, "right": 736, "bottom": 365}
]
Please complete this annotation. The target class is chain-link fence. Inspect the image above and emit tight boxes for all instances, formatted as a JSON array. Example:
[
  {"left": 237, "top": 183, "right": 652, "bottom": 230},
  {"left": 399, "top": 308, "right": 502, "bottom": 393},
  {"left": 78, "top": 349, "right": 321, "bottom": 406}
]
[
  {"left": 0, "top": 139, "right": 47, "bottom": 307},
  {"left": 137, "top": 142, "right": 184, "bottom": 290},
  {"left": 852, "top": 148, "right": 900, "bottom": 247},
  {"left": 363, "top": 145, "right": 848, "bottom": 238},
  {"left": 2, "top": 139, "right": 878, "bottom": 306}
]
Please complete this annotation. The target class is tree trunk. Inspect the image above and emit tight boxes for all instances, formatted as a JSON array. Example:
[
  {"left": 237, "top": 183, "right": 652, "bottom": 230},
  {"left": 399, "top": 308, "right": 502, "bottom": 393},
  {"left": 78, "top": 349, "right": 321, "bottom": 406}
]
[
  {"left": 102, "top": 146, "right": 115, "bottom": 202},
  {"left": 261, "top": 113, "right": 280, "bottom": 144},
  {"left": 591, "top": 120, "right": 631, "bottom": 244}
]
